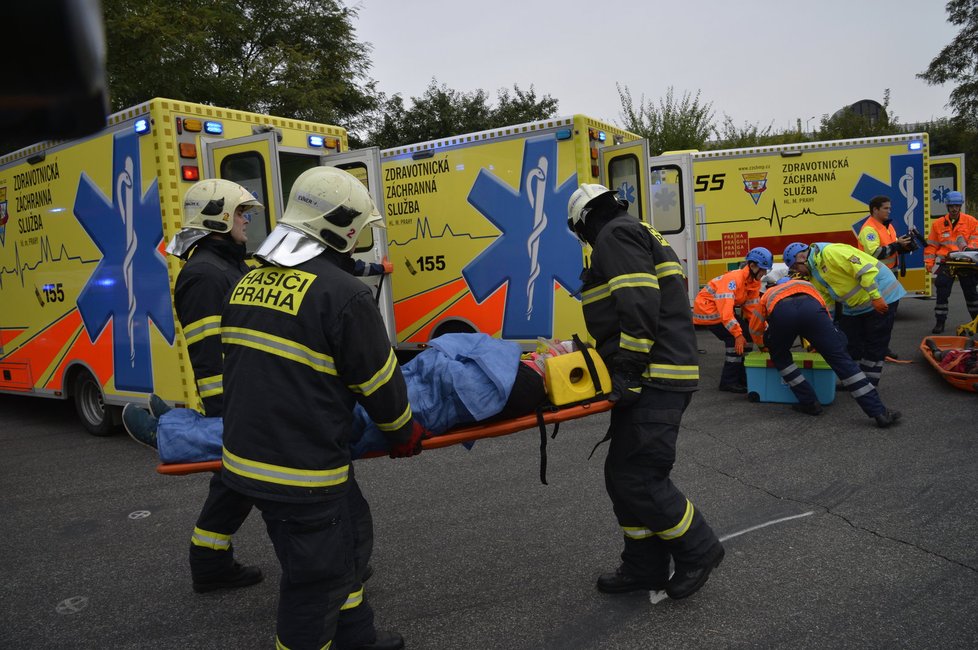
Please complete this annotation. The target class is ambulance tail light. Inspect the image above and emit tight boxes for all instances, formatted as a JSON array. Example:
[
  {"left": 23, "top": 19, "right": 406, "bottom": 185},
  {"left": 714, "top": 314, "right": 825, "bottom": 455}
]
[
  {"left": 591, "top": 164, "right": 600, "bottom": 177},
  {"left": 182, "top": 165, "right": 200, "bottom": 181},
  {"left": 908, "top": 139, "right": 923, "bottom": 151},
  {"left": 179, "top": 143, "right": 197, "bottom": 159}
]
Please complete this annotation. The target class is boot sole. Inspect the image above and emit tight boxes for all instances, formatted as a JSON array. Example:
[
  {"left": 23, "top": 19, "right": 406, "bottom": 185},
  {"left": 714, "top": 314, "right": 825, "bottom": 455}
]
[{"left": 666, "top": 546, "right": 724, "bottom": 600}]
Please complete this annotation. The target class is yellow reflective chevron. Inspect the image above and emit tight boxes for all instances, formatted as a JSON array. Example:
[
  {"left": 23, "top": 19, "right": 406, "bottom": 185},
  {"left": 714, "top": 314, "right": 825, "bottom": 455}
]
[
  {"left": 183, "top": 315, "right": 221, "bottom": 345},
  {"left": 196, "top": 373, "right": 223, "bottom": 398},
  {"left": 582, "top": 272, "right": 659, "bottom": 306},
  {"left": 643, "top": 363, "right": 699, "bottom": 381},
  {"left": 190, "top": 526, "right": 231, "bottom": 551},
  {"left": 655, "top": 260, "right": 685, "bottom": 279},
  {"left": 620, "top": 332, "right": 654, "bottom": 354},
  {"left": 656, "top": 499, "right": 694, "bottom": 540},
  {"left": 349, "top": 348, "right": 397, "bottom": 397},
  {"left": 222, "top": 446, "right": 349, "bottom": 488},
  {"left": 622, "top": 525, "right": 654, "bottom": 540},
  {"left": 374, "top": 403, "right": 412, "bottom": 432},
  {"left": 222, "top": 326, "right": 336, "bottom": 375},
  {"left": 341, "top": 587, "right": 364, "bottom": 610}
]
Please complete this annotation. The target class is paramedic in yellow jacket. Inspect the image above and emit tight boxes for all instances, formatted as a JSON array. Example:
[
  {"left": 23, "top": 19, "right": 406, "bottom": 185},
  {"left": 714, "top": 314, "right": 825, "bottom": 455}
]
[
  {"left": 692, "top": 247, "right": 773, "bottom": 393},
  {"left": 856, "top": 194, "right": 913, "bottom": 271},
  {"left": 923, "top": 190, "right": 978, "bottom": 333},
  {"left": 568, "top": 184, "right": 724, "bottom": 603},
  {"left": 221, "top": 167, "right": 423, "bottom": 650},
  {"left": 792, "top": 241, "right": 906, "bottom": 387}
]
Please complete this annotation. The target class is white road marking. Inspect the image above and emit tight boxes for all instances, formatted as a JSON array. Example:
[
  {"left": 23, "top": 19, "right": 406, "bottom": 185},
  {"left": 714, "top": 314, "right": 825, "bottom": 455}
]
[{"left": 719, "top": 510, "right": 816, "bottom": 542}]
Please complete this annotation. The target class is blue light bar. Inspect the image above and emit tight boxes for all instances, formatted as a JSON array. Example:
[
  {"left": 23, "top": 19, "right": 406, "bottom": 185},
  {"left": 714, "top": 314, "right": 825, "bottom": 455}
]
[
  {"left": 204, "top": 121, "right": 223, "bottom": 135},
  {"left": 308, "top": 134, "right": 325, "bottom": 147},
  {"left": 908, "top": 139, "right": 923, "bottom": 151},
  {"left": 134, "top": 118, "right": 151, "bottom": 135},
  {"left": 555, "top": 129, "right": 572, "bottom": 140}
]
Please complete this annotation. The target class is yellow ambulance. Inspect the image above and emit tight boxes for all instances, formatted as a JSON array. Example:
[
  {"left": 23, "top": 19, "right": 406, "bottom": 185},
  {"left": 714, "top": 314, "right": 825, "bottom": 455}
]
[{"left": 0, "top": 98, "right": 391, "bottom": 434}]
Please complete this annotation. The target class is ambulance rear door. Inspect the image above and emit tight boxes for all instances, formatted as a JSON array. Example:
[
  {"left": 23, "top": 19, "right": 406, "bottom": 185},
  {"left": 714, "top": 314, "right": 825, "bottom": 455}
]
[
  {"left": 930, "top": 153, "right": 966, "bottom": 218},
  {"left": 319, "top": 148, "right": 396, "bottom": 345},
  {"left": 202, "top": 131, "right": 283, "bottom": 254},
  {"left": 648, "top": 152, "right": 698, "bottom": 300}
]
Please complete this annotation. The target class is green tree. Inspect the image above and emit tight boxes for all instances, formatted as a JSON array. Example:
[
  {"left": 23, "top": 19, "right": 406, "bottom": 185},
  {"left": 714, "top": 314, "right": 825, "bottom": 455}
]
[
  {"left": 616, "top": 85, "right": 715, "bottom": 155},
  {"left": 102, "top": 0, "right": 378, "bottom": 128},
  {"left": 708, "top": 116, "right": 775, "bottom": 149},
  {"left": 361, "top": 79, "right": 558, "bottom": 149},
  {"left": 919, "top": 116, "right": 978, "bottom": 212},
  {"left": 816, "top": 90, "right": 900, "bottom": 140},
  {"left": 918, "top": 0, "right": 978, "bottom": 126}
]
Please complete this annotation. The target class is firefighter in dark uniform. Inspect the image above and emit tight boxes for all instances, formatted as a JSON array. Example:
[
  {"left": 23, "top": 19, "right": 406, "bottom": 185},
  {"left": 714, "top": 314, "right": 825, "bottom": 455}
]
[
  {"left": 164, "top": 179, "right": 264, "bottom": 593},
  {"left": 221, "top": 166, "right": 423, "bottom": 650},
  {"left": 567, "top": 184, "right": 724, "bottom": 601}
]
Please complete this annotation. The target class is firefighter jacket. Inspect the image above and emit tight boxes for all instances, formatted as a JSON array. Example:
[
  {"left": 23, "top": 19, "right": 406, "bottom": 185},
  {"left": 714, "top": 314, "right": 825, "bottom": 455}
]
[
  {"left": 580, "top": 212, "right": 698, "bottom": 391},
  {"left": 220, "top": 248, "right": 413, "bottom": 503},
  {"left": 691, "top": 266, "right": 761, "bottom": 338},
  {"left": 924, "top": 212, "right": 978, "bottom": 271},
  {"left": 805, "top": 242, "right": 907, "bottom": 316},
  {"left": 857, "top": 218, "right": 899, "bottom": 270},
  {"left": 747, "top": 278, "right": 828, "bottom": 347},
  {"left": 174, "top": 236, "right": 249, "bottom": 417}
]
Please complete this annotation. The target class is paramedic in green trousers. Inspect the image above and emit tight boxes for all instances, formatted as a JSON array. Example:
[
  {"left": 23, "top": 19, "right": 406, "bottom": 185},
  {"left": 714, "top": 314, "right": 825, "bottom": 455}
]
[{"left": 567, "top": 184, "right": 724, "bottom": 600}]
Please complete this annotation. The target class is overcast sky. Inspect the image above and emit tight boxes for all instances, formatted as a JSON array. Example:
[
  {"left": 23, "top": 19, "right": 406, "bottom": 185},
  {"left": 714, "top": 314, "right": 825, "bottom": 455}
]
[{"left": 352, "top": 0, "right": 958, "bottom": 134}]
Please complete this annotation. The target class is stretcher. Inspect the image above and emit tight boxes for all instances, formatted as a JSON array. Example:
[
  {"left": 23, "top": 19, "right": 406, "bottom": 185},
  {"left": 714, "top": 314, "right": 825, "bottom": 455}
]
[
  {"left": 156, "top": 399, "right": 614, "bottom": 482},
  {"left": 920, "top": 336, "right": 978, "bottom": 393}
]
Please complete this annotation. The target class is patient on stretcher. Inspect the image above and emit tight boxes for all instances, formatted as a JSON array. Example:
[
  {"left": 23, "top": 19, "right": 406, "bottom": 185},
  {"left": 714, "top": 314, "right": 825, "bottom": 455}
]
[{"left": 125, "top": 333, "right": 548, "bottom": 463}]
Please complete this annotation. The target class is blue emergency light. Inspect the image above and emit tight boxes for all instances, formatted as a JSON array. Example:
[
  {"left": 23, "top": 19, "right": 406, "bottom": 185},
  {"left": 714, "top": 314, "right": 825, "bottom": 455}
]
[
  {"left": 908, "top": 139, "right": 923, "bottom": 151},
  {"left": 308, "top": 135, "right": 325, "bottom": 147},
  {"left": 597, "top": 131, "right": 606, "bottom": 142},
  {"left": 134, "top": 118, "right": 151, "bottom": 135},
  {"left": 555, "top": 129, "right": 572, "bottom": 140},
  {"left": 204, "top": 121, "right": 224, "bottom": 135}
]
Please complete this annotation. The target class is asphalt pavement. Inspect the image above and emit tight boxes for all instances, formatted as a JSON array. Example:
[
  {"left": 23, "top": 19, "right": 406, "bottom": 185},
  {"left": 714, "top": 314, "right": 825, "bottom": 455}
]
[{"left": 1, "top": 295, "right": 975, "bottom": 649}]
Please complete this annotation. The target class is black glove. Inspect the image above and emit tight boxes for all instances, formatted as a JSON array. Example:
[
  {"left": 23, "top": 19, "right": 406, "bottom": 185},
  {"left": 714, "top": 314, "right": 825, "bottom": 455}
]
[{"left": 609, "top": 371, "right": 644, "bottom": 408}]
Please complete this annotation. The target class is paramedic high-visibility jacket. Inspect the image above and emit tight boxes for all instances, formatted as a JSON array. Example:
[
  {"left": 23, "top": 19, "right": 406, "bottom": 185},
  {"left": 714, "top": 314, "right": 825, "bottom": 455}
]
[
  {"left": 174, "top": 237, "right": 249, "bottom": 417},
  {"left": 747, "top": 278, "right": 829, "bottom": 347},
  {"left": 691, "top": 266, "right": 761, "bottom": 339},
  {"left": 924, "top": 212, "right": 978, "bottom": 272},
  {"left": 805, "top": 242, "right": 907, "bottom": 316},
  {"left": 580, "top": 214, "right": 698, "bottom": 389},
  {"left": 857, "top": 217, "right": 899, "bottom": 270},
  {"left": 220, "top": 249, "right": 415, "bottom": 502}
]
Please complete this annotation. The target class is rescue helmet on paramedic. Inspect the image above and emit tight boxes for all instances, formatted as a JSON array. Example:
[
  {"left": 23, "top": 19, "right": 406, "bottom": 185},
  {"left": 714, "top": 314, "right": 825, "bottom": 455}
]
[
  {"left": 567, "top": 183, "right": 625, "bottom": 244},
  {"left": 166, "top": 179, "right": 263, "bottom": 256},
  {"left": 745, "top": 246, "right": 774, "bottom": 271},
  {"left": 280, "top": 166, "right": 383, "bottom": 254},
  {"left": 783, "top": 242, "right": 810, "bottom": 268},
  {"left": 945, "top": 190, "right": 964, "bottom": 206}
]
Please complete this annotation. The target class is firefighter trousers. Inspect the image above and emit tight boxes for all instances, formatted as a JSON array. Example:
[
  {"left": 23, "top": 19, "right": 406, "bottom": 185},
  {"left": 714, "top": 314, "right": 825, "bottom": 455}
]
[
  {"left": 764, "top": 295, "right": 886, "bottom": 417},
  {"left": 708, "top": 320, "right": 752, "bottom": 386},
  {"left": 250, "top": 479, "right": 376, "bottom": 650},
  {"left": 837, "top": 301, "right": 898, "bottom": 386},
  {"left": 604, "top": 388, "right": 719, "bottom": 580},
  {"left": 188, "top": 470, "right": 254, "bottom": 580},
  {"left": 934, "top": 272, "right": 978, "bottom": 323}
]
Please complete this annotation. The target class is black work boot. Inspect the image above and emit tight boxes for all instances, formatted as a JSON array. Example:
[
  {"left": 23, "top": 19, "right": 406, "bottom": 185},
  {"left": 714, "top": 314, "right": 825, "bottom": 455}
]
[
  {"left": 931, "top": 321, "right": 945, "bottom": 334},
  {"left": 667, "top": 542, "right": 724, "bottom": 600},
  {"left": 875, "top": 409, "right": 902, "bottom": 429},
  {"left": 192, "top": 562, "right": 263, "bottom": 593},
  {"left": 718, "top": 382, "right": 748, "bottom": 394},
  {"left": 791, "top": 402, "right": 823, "bottom": 416},
  {"left": 354, "top": 630, "right": 404, "bottom": 650},
  {"left": 596, "top": 566, "right": 667, "bottom": 594}
]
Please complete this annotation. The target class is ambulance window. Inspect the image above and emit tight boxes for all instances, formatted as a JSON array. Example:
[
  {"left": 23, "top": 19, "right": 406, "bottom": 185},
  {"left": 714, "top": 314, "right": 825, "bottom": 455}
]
[
  {"left": 279, "top": 152, "right": 320, "bottom": 198},
  {"left": 333, "top": 161, "right": 375, "bottom": 253},
  {"left": 608, "top": 155, "right": 643, "bottom": 222},
  {"left": 220, "top": 153, "right": 270, "bottom": 253},
  {"left": 649, "top": 164, "right": 685, "bottom": 235}
]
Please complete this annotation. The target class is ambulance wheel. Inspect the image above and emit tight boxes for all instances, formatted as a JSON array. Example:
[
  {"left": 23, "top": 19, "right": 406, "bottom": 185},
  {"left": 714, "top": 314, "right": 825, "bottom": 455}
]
[
  {"left": 431, "top": 319, "right": 475, "bottom": 338},
  {"left": 73, "top": 371, "right": 118, "bottom": 436},
  {"left": 747, "top": 391, "right": 760, "bottom": 403}
]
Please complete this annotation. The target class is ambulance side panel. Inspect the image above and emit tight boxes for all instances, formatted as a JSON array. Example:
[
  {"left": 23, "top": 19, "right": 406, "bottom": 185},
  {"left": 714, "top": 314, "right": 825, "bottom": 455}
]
[
  {"left": 379, "top": 116, "right": 638, "bottom": 347},
  {"left": 690, "top": 134, "right": 931, "bottom": 295}
]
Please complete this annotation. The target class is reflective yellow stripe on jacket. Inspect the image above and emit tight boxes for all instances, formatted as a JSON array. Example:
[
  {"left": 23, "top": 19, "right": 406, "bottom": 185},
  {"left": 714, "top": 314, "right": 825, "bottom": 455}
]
[{"left": 222, "top": 446, "right": 349, "bottom": 489}]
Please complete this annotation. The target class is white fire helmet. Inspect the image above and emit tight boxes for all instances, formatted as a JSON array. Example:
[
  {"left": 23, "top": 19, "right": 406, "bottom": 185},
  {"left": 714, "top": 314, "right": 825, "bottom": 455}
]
[
  {"left": 280, "top": 166, "right": 383, "bottom": 254},
  {"left": 166, "top": 179, "right": 262, "bottom": 256},
  {"left": 567, "top": 183, "right": 619, "bottom": 244}
]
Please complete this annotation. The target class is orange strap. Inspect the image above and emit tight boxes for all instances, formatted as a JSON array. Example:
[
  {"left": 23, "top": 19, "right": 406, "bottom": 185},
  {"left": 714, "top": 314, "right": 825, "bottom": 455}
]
[{"left": 156, "top": 400, "right": 614, "bottom": 475}]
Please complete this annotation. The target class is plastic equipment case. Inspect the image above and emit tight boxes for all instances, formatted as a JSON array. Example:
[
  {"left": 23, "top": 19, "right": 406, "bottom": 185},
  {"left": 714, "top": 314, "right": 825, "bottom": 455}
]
[{"left": 744, "top": 352, "right": 836, "bottom": 404}]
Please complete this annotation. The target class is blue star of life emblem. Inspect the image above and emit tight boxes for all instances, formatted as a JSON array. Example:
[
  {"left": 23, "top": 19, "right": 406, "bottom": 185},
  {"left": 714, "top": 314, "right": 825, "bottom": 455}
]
[
  {"left": 617, "top": 182, "right": 636, "bottom": 204},
  {"left": 73, "top": 130, "right": 175, "bottom": 392},
  {"left": 851, "top": 152, "right": 925, "bottom": 268},
  {"left": 463, "top": 134, "right": 580, "bottom": 339}
]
